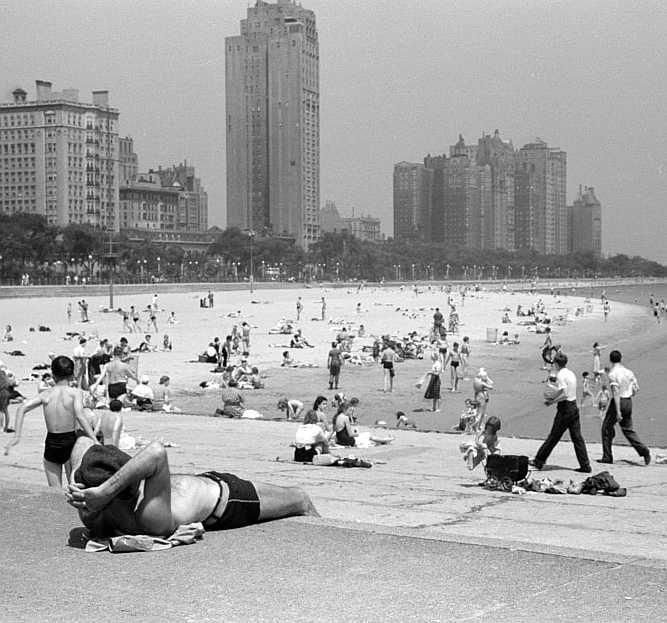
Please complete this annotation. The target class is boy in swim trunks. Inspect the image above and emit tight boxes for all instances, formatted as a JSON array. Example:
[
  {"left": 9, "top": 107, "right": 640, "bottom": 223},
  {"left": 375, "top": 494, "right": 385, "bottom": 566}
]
[
  {"left": 65, "top": 437, "right": 319, "bottom": 537},
  {"left": 4, "top": 356, "right": 98, "bottom": 487}
]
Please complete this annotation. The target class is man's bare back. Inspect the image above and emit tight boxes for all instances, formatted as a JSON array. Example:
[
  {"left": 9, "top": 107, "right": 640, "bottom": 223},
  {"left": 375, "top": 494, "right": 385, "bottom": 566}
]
[
  {"left": 5, "top": 356, "right": 98, "bottom": 486},
  {"left": 105, "top": 359, "right": 136, "bottom": 385}
]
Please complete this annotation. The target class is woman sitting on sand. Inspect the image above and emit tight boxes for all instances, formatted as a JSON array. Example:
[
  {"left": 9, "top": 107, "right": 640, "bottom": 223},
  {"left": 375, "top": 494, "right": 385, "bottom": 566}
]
[
  {"left": 294, "top": 409, "right": 331, "bottom": 462},
  {"left": 332, "top": 402, "right": 358, "bottom": 447},
  {"left": 313, "top": 395, "right": 329, "bottom": 432},
  {"left": 218, "top": 379, "right": 245, "bottom": 418}
]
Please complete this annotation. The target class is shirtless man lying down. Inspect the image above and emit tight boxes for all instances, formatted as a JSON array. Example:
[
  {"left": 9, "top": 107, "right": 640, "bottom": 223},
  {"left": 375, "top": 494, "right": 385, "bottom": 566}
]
[{"left": 66, "top": 438, "right": 319, "bottom": 537}]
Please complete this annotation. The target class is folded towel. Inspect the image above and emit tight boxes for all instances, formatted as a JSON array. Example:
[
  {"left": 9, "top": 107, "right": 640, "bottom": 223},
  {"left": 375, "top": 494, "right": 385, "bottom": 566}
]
[{"left": 75, "top": 522, "right": 205, "bottom": 553}]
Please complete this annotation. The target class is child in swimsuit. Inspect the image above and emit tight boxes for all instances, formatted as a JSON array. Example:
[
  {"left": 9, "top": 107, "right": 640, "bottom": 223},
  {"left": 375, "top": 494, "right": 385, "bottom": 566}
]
[{"left": 5, "top": 355, "right": 97, "bottom": 486}]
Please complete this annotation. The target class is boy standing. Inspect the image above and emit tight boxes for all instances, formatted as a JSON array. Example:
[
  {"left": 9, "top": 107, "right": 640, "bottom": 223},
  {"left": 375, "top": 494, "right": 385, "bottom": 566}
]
[{"left": 4, "top": 356, "right": 98, "bottom": 486}]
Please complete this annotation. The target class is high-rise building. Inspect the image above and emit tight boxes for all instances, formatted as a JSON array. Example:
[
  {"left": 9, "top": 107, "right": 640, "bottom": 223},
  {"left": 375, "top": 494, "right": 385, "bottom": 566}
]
[
  {"left": 118, "top": 136, "right": 138, "bottom": 186},
  {"left": 476, "top": 130, "right": 516, "bottom": 251},
  {"left": 570, "top": 185, "right": 602, "bottom": 256},
  {"left": 393, "top": 162, "right": 432, "bottom": 240},
  {"left": 225, "top": 0, "right": 320, "bottom": 246},
  {"left": 0, "top": 80, "right": 119, "bottom": 229},
  {"left": 426, "top": 146, "right": 491, "bottom": 250},
  {"left": 515, "top": 140, "right": 566, "bottom": 254}
]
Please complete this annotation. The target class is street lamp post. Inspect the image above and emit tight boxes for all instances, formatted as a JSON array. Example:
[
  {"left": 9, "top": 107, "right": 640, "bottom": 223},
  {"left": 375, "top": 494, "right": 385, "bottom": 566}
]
[
  {"left": 157, "top": 256, "right": 161, "bottom": 278},
  {"left": 245, "top": 229, "right": 256, "bottom": 293},
  {"left": 411, "top": 263, "right": 415, "bottom": 281}
]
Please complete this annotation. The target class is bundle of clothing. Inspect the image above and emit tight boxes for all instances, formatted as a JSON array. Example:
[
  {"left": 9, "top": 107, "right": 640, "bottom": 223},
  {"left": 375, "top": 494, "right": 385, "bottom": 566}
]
[{"left": 493, "top": 471, "right": 627, "bottom": 497}]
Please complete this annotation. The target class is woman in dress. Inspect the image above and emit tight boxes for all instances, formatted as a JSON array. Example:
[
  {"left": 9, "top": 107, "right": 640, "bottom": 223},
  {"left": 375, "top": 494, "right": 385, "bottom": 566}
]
[{"left": 424, "top": 351, "right": 442, "bottom": 412}]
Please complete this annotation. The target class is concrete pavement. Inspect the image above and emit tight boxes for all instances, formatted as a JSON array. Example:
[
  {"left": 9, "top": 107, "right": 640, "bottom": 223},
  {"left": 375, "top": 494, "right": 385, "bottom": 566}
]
[{"left": 2, "top": 413, "right": 666, "bottom": 621}]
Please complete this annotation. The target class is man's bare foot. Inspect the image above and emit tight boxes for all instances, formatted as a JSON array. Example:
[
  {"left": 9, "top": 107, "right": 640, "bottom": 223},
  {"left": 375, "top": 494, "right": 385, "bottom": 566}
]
[{"left": 304, "top": 495, "right": 321, "bottom": 518}]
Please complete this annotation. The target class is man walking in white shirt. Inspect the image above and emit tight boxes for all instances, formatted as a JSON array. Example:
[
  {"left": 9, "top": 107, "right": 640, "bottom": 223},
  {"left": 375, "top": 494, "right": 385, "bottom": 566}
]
[
  {"left": 598, "top": 350, "right": 650, "bottom": 465},
  {"left": 530, "top": 352, "right": 592, "bottom": 473}
]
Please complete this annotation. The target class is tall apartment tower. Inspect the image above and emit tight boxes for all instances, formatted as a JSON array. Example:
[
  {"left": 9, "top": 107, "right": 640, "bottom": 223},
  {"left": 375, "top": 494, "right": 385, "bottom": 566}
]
[
  {"left": 515, "top": 140, "right": 567, "bottom": 254},
  {"left": 570, "top": 185, "right": 602, "bottom": 256},
  {"left": 476, "top": 130, "right": 515, "bottom": 251},
  {"left": 393, "top": 162, "right": 432, "bottom": 240},
  {"left": 427, "top": 143, "right": 491, "bottom": 250},
  {"left": 0, "top": 80, "right": 119, "bottom": 229},
  {"left": 226, "top": 0, "right": 320, "bottom": 247}
]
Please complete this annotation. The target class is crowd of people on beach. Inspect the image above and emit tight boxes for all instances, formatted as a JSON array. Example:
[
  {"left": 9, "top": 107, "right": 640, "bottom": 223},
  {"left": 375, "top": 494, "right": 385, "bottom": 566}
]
[{"left": 0, "top": 283, "right": 660, "bottom": 542}]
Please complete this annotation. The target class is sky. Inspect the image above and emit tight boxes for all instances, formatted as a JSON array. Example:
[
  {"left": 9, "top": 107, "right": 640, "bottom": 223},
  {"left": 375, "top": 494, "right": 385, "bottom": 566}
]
[{"left": 3, "top": 0, "right": 666, "bottom": 263}]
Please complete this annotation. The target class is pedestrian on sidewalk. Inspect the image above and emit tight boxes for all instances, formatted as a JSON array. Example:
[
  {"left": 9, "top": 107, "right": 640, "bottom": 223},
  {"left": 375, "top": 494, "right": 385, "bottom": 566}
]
[
  {"left": 597, "top": 350, "right": 650, "bottom": 465},
  {"left": 530, "top": 351, "right": 592, "bottom": 473}
]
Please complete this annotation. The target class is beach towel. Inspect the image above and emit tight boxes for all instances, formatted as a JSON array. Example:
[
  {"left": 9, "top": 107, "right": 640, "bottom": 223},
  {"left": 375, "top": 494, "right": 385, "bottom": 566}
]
[{"left": 70, "top": 522, "right": 205, "bottom": 553}]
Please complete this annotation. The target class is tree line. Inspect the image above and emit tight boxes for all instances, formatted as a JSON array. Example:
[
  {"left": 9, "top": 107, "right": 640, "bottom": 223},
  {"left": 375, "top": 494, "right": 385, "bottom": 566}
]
[{"left": 0, "top": 214, "right": 664, "bottom": 285}]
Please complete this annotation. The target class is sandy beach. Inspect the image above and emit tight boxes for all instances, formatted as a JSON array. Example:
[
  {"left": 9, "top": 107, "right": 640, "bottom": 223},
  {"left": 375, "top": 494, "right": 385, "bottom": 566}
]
[{"left": 1, "top": 281, "right": 664, "bottom": 449}]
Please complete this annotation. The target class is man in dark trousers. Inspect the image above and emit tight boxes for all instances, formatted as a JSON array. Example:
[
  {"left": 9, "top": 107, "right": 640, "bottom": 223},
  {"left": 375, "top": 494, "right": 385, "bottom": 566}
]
[
  {"left": 530, "top": 352, "right": 592, "bottom": 473},
  {"left": 598, "top": 350, "right": 650, "bottom": 465}
]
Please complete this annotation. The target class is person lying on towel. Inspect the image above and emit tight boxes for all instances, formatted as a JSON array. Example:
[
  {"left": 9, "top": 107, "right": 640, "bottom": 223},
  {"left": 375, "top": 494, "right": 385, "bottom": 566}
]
[{"left": 66, "top": 437, "right": 319, "bottom": 538}]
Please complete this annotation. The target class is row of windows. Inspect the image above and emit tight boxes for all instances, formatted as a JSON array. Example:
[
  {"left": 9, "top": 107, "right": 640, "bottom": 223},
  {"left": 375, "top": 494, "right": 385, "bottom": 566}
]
[
  {"left": 1, "top": 186, "right": 36, "bottom": 196},
  {"left": 0, "top": 129, "right": 36, "bottom": 140},
  {"left": 2, "top": 143, "right": 35, "bottom": 154},
  {"left": 0, "top": 113, "right": 36, "bottom": 126},
  {"left": 1, "top": 157, "right": 37, "bottom": 169}
]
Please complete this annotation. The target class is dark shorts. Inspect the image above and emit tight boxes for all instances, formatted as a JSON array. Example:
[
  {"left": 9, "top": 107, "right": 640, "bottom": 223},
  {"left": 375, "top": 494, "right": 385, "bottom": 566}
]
[
  {"left": 44, "top": 431, "right": 77, "bottom": 465},
  {"left": 198, "top": 471, "right": 260, "bottom": 530},
  {"left": 108, "top": 382, "right": 127, "bottom": 399},
  {"left": 451, "top": 361, "right": 460, "bottom": 368},
  {"left": 329, "top": 364, "right": 341, "bottom": 376}
]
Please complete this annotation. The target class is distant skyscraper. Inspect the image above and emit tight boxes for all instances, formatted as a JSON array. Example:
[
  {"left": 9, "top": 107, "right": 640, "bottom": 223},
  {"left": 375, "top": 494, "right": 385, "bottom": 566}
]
[
  {"left": 225, "top": 0, "right": 320, "bottom": 246},
  {"left": 427, "top": 143, "right": 491, "bottom": 250},
  {"left": 393, "top": 162, "right": 432, "bottom": 240},
  {"left": 476, "top": 130, "right": 516, "bottom": 251},
  {"left": 515, "top": 140, "right": 567, "bottom": 254},
  {"left": 570, "top": 185, "right": 602, "bottom": 256},
  {"left": 0, "top": 80, "right": 119, "bottom": 229}
]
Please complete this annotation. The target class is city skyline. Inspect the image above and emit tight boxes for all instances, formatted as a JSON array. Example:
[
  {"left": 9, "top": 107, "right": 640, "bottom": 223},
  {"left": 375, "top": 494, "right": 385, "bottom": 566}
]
[{"left": 2, "top": 0, "right": 666, "bottom": 262}]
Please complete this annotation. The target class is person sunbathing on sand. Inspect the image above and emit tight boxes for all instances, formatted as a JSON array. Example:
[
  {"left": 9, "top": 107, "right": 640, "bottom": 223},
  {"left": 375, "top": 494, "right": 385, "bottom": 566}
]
[{"left": 66, "top": 437, "right": 319, "bottom": 537}]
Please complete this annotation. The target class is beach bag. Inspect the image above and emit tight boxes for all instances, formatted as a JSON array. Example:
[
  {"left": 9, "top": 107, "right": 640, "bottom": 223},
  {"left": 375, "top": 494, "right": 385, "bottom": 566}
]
[{"left": 415, "top": 374, "right": 427, "bottom": 389}]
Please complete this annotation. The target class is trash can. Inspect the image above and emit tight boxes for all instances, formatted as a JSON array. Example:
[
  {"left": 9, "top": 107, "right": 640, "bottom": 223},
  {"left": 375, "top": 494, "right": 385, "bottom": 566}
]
[{"left": 486, "top": 328, "right": 498, "bottom": 343}]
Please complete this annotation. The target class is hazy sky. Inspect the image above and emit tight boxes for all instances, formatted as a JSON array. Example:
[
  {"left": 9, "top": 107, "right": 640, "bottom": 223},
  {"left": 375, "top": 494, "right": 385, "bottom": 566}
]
[{"left": 3, "top": 0, "right": 666, "bottom": 262}]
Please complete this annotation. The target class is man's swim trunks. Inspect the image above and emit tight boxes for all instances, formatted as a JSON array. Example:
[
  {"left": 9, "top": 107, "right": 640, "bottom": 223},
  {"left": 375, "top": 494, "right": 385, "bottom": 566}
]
[
  {"left": 198, "top": 471, "right": 260, "bottom": 530},
  {"left": 108, "top": 382, "right": 127, "bottom": 399},
  {"left": 44, "top": 431, "right": 77, "bottom": 464}
]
